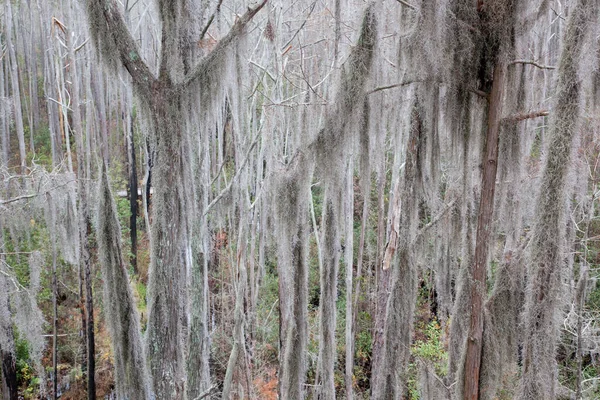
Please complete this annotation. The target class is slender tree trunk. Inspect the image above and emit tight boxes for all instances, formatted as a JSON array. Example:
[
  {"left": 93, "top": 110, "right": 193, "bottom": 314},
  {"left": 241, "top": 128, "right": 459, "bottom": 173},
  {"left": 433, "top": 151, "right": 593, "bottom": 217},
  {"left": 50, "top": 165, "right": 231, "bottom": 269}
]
[
  {"left": 462, "top": 60, "right": 506, "bottom": 400},
  {"left": 66, "top": 23, "right": 97, "bottom": 398},
  {"left": 126, "top": 88, "right": 138, "bottom": 275},
  {"left": 317, "top": 191, "right": 341, "bottom": 400},
  {"left": 0, "top": 37, "right": 9, "bottom": 169},
  {"left": 344, "top": 158, "right": 354, "bottom": 400},
  {"left": 5, "top": 2, "right": 27, "bottom": 175},
  {"left": 0, "top": 247, "right": 17, "bottom": 400},
  {"left": 223, "top": 216, "right": 252, "bottom": 399},
  {"left": 371, "top": 156, "right": 389, "bottom": 391},
  {"left": 574, "top": 264, "right": 588, "bottom": 400}
]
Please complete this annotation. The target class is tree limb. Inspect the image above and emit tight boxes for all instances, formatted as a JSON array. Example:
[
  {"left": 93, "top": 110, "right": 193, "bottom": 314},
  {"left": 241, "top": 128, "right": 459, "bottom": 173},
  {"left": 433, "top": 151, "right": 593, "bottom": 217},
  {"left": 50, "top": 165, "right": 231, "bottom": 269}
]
[
  {"left": 503, "top": 110, "right": 549, "bottom": 122},
  {"left": 193, "top": 385, "right": 218, "bottom": 400},
  {"left": 86, "top": 0, "right": 156, "bottom": 97},
  {"left": 0, "top": 179, "right": 76, "bottom": 205},
  {"left": 180, "top": 0, "right": 268, "bottom": 89},
  {"left": 414, "top": 199, "right": 457, "bottom": 243},
  {"left": 395, "top": 0, "right": 417, "bottom": 10},
  {"left": 199, "top": 0, "right": 224, "bottom": 42},
  {"left": 510, "top": 60, "right": 556, "bottom": 70}
]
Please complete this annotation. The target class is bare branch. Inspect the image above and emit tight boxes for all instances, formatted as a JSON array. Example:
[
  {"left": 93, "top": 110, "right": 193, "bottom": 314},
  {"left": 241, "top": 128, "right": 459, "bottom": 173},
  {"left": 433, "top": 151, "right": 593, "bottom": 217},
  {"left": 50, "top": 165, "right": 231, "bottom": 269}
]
[
  {"left": 0, "top": 179, "right": 76, "bottom": 205},
  {"left": 395, "top": 0, "right": 417, "bottom": 10},
  {"left": 181, "top": 0, "right": 268, "bottom": 89},
  {"left": 414, "top": 199, "right": 458, "bottom": 243},
  {"left": 281, "top": 0, "right": 317, "bottom": 51},
  {"left": 503, "top": 110, "right": 549, "bottom": 122},
  {"left": 74, "top": 38, "right": 90, "bottom": 52},
  {"left": 510, "top": 60, "right": 556, "bottom": 70},
  {"left": 204, "top": 132, "right": 262, "bottom": 216},
  {"left": 199, "top": 0, "right": 224, "bottom": 42},
  {"left": 368, "top": 81, "right": 422, "bottom": 94}
]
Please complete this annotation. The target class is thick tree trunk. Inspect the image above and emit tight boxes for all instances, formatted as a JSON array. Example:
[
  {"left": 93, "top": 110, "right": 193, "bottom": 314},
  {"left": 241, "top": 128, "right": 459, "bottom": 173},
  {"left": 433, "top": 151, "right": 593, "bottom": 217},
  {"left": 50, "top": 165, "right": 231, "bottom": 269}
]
[{"left": 145, "top": 90, "right": 188, "bottom": 399}]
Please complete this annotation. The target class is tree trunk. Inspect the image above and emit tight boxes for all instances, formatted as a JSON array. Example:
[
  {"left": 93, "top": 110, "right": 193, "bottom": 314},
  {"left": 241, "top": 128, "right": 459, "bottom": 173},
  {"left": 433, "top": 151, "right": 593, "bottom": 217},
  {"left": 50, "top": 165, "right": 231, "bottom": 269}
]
[
  {"left": 317, "top": 192, "right": 341, "bottom": 400},
  {"left": 5, "top": 2, "right": 27, "bottom": 175},
  {"left": 145, "top": 90, "right": 188, "bottom": 399},
  {"left": 344, "top": 158, "right": 355, "bottom": 400},
  {"left": 126, "top": 90, "right": 138, "bottom": 275},
  {"left": 372, "top": 99, "right": 423, "bottom": 400},
  {"left": 462, "top": 61, "right": 506, "bottom": 400}
]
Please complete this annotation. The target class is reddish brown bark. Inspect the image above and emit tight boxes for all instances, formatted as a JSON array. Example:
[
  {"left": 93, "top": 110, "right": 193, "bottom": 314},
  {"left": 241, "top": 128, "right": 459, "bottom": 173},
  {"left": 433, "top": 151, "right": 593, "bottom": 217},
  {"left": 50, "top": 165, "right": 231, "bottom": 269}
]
[{"left": 462, "top": 61, "right": 505, "bottom": 400}]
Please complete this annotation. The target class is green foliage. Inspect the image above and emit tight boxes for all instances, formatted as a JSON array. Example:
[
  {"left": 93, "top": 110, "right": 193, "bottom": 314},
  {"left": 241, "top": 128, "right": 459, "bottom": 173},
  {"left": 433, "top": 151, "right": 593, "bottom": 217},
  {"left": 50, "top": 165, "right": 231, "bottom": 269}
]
[
  {"left": 27, "top": 124, "right": 54, "bottom": 168},
  {"left": 254, "top": 271, "right": 280, "bottom": 367},
  {"left": 311, "top": 184, "right": 324, "bottom": 222},
  {"left": 411, "top": 319, "right": 448, "bottom": 377},
  {"left": 15, "top": 331, "right": 39, "bottom": 398}
]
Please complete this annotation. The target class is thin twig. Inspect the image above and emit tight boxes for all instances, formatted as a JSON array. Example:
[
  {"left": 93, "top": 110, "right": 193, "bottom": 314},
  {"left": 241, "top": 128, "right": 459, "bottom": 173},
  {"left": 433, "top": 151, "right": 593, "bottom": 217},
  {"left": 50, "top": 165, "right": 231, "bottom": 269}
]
[
  {"left": 503, "top": 110, "right": 549, "bottom": 122},
  {"left": 413, "top": 199, "right": 457, "bottom": 243},
  {"left": 74, "top": 38, "right": 90, "bottom": 52},
  {"left": 368, "top": 81, "right": 421, "bottom": 94},
  {"left": 395, "top": 0, "right": 417, "bottom": 10},
  {"left": 204, "top": 133, "right": 261, "bottom": 216},
  {"left": 0, "top": 179, "right": 76, "bottom": 205},
  {"left": 199, "top": 0, "right": 224, "bottom": 42},
  {"left": 510, "top": 60, "right": 556, "bottom": 70},
  {"left": 281, "top": 0, "right": 318, "bottom": 51}
]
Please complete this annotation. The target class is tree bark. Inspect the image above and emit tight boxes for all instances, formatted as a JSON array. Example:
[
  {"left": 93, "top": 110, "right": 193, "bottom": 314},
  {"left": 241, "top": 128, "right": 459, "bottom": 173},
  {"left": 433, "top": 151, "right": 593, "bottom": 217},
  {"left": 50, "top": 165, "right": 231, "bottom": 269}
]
[
  {"left": 462, "top": 61, "right": 506, "bottom": 400},
  {"left": 5, "top": 2, "right": 27, "bottom": 175}
]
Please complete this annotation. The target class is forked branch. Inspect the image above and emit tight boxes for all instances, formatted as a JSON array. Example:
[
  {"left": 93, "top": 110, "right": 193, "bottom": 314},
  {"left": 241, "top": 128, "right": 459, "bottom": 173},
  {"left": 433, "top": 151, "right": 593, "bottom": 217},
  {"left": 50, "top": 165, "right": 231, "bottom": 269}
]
[{"left": 86, "top": 0, "right": 156, "bottom": 96}]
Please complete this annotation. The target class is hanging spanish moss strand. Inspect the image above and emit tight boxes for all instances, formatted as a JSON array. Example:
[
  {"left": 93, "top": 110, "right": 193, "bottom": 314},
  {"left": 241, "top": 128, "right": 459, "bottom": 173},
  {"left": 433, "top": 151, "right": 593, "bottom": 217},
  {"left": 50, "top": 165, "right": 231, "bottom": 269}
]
[
  {"left": 372, "top": 97, "right": 424, "bottom": 400},
  {"left": 519, "top": 0, "right": 599, "bottom": 398},
  {"left": 96, "top": 165, "right": 151, "bottom": 400}
]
